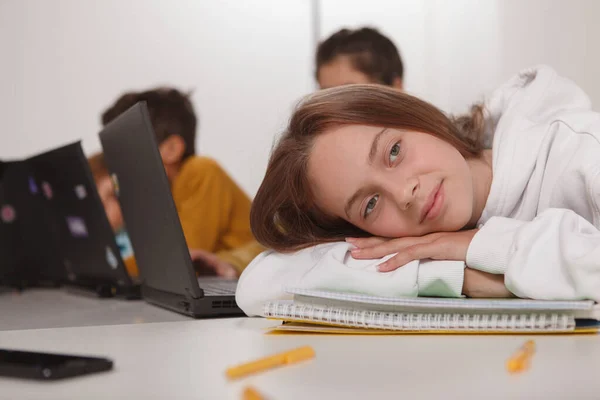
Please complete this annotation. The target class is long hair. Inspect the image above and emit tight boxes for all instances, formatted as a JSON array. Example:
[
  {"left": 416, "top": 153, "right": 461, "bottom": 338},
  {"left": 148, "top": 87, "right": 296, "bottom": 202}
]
[{"left": 251, "top": 84, "right": 485, "bottom": 252}]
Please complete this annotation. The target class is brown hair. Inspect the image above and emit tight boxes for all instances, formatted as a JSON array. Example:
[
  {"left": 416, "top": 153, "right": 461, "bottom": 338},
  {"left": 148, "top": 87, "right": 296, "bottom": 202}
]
[
  {"left": 101, "top": 87, "right": 197, "bottom": 160},
  {"left": 251, "top": 84, "right": 485, "bottom": 252},
  {"left": 316, "top": 27, "right": 404, "bottom": 85}
]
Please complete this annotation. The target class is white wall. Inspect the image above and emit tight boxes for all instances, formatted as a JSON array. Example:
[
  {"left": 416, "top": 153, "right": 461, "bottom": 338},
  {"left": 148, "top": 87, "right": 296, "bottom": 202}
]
[
  {"left": 3, "top": 0, "right": 600, "bottom": 197},
  {"left": 320, "top": 0, "right": 600, "bottom": 114},
  {"left": 0, "top": 0, "right": 313, "bottom": 197},
  {"left": 497, "top": 0, "right": 600, "bottom": 106}
]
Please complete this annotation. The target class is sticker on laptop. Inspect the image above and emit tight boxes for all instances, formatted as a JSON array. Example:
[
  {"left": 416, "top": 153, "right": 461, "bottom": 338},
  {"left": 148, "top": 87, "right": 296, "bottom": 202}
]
[
  {"left": 74, "top": 184, "right": 87, "bottom": 200},
  {"left": 105, "top": 246, "right": 118, "bottom": 270},
  {"left": 115, "top": 230, "right": 134, "bottom": 259},
  {"left": 42, "top": 181, "right": 53, "bottom": 199},
  {"left": 1, "top": 205, "right": 16, "bottom": 223},
  {"left": 66, "top": 216, "right": 88, "bottom": 238},
  {"left": 28, "top": 176, "right": 38, "bottom": 194}
]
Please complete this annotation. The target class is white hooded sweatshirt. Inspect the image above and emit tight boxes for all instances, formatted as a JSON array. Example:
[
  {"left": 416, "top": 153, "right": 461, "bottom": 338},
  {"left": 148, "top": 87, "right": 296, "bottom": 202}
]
[
  {"left": 466, "top": 65, "right": 600, "bottom": 301},
  {"left": 236, "top": 65, "right": 600, "bottom": 316}
]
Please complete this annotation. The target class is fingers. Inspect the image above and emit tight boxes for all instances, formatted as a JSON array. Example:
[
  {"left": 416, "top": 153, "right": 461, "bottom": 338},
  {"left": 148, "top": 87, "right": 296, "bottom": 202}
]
[
  {"left": 345, "top": 237, "right": 388, "bottom": 248},
  {"left": 376, "top": 243, "right": 436, "bottom": 272},
  {"left": 189, "top": 248, "right": 212, "bottom": 260},
  {"left": 351, "top": 241, "right": 402, "bottom": 259},
  {"left": 349, "top": 231, "right": 470, "bottom": 273},
  {"left": 376, "top": 237, "right": 466, "bottom": 272},
  {"left": 215, "top": 264, "right": 238, "bottom": 279},
  {"left": 189, "top": 250, "right": 203, "bottom": 260},
  {"left": 189, "top": 249, "right": 238, "bottom": 278},
  {"left": 351, "top": 236, "right": 438, "bottom": 259}
]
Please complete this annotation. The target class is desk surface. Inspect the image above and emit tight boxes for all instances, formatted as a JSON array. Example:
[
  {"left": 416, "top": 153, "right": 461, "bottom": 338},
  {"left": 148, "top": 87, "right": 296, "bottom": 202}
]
[
  {"left": 0, "top": 288, "right": 189, "bottom": 331},
  {"left": 0, "top": 317, "right": 599, "bottom": 400}
]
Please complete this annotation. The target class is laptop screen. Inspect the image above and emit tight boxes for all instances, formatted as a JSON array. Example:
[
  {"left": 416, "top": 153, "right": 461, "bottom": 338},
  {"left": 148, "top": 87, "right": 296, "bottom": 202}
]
[
  {"left": 99, "top": 102, "right": 202, "bottom": 298},
  {"left": 0, "top": 161, "right": 31, "bottom": 284},
  {"left": 26, "top": 142, "right": 132, "bottom": 288},
  {"left": 0, "top": 160, "right": 64, "bottom": 285}
]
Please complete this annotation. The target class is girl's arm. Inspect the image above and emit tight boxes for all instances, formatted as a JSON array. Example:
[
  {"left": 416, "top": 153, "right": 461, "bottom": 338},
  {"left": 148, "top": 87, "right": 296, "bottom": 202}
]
[
  {"left": 462, "top": 268, "right": 514, "bottom": 298},
  {"left": 467, "top": 208, "right": 600, "bottom": 301}
]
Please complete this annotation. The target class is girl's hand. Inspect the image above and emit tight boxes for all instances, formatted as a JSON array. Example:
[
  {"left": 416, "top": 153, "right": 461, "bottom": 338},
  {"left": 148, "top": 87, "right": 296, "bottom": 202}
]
[{"left": 347, "top": 229, "right": 479, "bottom": 272}]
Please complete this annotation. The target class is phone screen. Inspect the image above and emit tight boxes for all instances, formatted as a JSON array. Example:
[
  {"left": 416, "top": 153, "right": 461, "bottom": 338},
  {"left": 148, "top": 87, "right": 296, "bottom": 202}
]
[{"left": 0, "top": 349, "right": 113, "bottom": 380}]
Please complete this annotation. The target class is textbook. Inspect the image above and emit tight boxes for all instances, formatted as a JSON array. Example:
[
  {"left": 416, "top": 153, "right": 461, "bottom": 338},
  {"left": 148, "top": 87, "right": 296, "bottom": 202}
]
[{"left": 262, "top": 288, "right": 600, "bottom": 334}]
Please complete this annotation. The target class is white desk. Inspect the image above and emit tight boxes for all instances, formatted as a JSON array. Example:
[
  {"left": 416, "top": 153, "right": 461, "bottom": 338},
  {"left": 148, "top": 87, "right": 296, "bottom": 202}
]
[
  {"left": 0, "top": 318, "right": 599, "bottom": 400},
  {"left": 0, "top": 289, "right": 189, "bottom": 331}
]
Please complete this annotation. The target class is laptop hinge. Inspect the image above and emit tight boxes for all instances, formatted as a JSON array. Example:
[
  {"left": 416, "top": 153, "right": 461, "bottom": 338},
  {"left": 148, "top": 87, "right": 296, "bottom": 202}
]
[{"left": 185, "top": 287, "right": 202, "bottom": 300}]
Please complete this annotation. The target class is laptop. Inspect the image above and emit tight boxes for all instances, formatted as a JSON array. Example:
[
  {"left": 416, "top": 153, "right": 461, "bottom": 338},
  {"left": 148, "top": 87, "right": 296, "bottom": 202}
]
[
  {"left": 99, "top": 102, "right": 243, "bottom": 318},
  {"left": 0, "top": 161, "right": 20, "bottom": 286},
  {"left": 0, "top": 143, "right": 139, "bottom": 298},
  {"left": 26, "top": 142, "right": 140, "bottom": 298},
  {"left": 1, "top": 159, "right": 65, "bottom": 288}
]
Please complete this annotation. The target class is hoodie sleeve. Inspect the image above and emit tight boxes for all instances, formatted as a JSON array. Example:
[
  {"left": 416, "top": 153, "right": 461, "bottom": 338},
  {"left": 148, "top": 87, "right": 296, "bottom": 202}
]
[
  {"left": 235, "top": 242, "right": 465, "bottom": 316},
  {"left": 467, "top": 206, "right": 600, "bottom": 302}
]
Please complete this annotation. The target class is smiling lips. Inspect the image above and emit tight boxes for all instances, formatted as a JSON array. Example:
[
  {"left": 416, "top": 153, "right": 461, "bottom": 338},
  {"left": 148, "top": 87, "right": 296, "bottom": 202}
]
[{"left": 420, "top": 181, "right": 444, "bottom": 223}]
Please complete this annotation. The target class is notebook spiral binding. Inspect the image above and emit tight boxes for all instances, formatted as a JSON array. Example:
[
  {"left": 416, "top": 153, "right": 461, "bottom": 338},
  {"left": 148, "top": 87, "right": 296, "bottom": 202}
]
[{"left": 263, "top": 301, "right": 576, "bottom": 332}]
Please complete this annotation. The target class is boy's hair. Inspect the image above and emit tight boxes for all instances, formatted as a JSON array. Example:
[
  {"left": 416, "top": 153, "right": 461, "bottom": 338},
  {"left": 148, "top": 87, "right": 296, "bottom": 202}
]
[
  {"left": 101, "top": 87, "right": 197, "bottom": 160},
  {"left": 250, "top": 84, "right": 485, "bottom": 252},
  {"left": 316, "top": 27, "right": 404, "bottom": 85}
]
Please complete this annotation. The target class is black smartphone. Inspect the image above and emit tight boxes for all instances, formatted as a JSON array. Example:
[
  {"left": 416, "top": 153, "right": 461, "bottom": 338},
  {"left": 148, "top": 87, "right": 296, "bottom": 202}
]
[{"left": 0, "top": 349, "right": 113, "bottom": 380}]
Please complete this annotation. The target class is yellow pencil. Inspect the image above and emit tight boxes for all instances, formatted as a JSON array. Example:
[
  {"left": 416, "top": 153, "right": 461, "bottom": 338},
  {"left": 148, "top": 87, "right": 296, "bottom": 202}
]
[
  {"left": 506, "top": 339, "right": 536, "bottom": 373},
  {"left": 226, "top": 346, "right": 315, "bottom": 380},
  {"left": 242, "top": 386, "right": 264, "bottom": 400}
]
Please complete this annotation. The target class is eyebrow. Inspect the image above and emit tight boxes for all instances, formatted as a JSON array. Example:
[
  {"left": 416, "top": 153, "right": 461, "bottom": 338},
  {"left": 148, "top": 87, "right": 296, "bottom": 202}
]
[
  {"left": 368, "top": 128, "right": 388, "bottom": 165},
  {"left": 344, "top": 189, "right": 366, "bottom": 220},
  {"left": 344, "top": 128, "right": 388, "bottom": 218}
]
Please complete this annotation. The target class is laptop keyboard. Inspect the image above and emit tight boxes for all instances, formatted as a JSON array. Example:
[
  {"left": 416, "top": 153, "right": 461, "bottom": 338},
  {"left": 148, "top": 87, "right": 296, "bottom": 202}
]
[{"left": 197, "top": 277, "right": 238, "bottom": 296}]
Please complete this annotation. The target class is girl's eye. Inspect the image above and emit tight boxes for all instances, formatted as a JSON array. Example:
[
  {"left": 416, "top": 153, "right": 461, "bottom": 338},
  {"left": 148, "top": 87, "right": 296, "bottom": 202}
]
[
  {"left": 364, "top": 195, "right": 379, "bottom": 218},
  {"left": 389, "top": 142, "right": 401, "bottom": 164}
]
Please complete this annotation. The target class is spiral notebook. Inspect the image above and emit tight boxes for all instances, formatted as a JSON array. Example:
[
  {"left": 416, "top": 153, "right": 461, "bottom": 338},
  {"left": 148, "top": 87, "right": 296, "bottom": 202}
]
[{"left": 262, "top": 288, "right": 600, "bottom": 334}]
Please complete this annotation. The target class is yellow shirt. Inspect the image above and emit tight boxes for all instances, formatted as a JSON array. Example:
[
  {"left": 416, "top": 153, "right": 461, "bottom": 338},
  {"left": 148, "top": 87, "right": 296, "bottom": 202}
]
[{"left": 123, "top": 156, "right": 264, "bottom": 277}]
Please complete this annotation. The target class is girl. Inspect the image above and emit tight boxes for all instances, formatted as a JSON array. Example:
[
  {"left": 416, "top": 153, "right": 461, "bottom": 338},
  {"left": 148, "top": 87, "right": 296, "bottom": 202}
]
[
  {"left": 315, "top": 27, "right": 404, "bottom": 90},
  {"left": 244, "top": 65, "right": 600, "bottom": 306}
]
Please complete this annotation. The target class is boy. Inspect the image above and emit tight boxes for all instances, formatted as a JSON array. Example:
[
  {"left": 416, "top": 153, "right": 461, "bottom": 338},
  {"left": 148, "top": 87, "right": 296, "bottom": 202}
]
[{"left": 90, "top": 87, "right": 263, "bottom": 278}]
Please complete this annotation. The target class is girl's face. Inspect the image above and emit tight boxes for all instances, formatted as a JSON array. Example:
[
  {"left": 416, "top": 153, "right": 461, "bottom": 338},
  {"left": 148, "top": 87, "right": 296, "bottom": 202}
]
[
  {"left": 317, "top": 56, "right": 374, "bottom": 89},
  {"left": 307, "top": 125, "right": 477, "bottom": 238}
]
